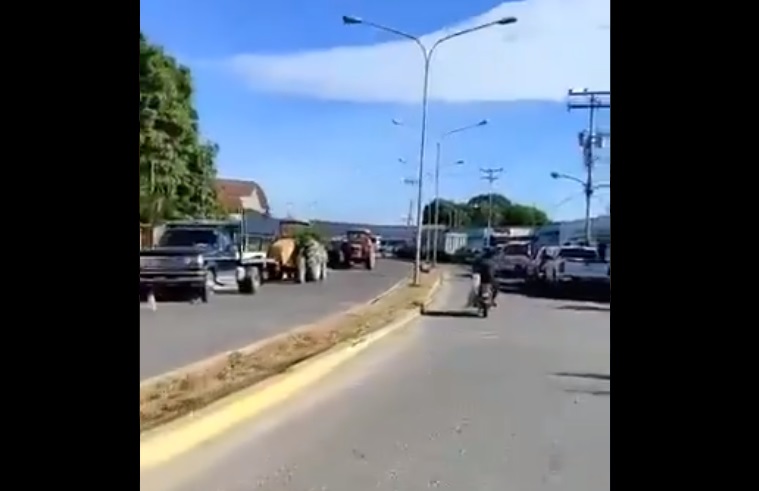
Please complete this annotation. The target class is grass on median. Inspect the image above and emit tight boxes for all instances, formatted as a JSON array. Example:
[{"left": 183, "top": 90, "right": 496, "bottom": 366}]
[{"left": 139, "top": 271, "right": 440, "bottom": 433}]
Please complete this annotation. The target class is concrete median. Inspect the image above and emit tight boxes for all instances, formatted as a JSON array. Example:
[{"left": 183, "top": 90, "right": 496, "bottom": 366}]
[{"left": 139, "top": 269, "right": 442, "bottom": 443}]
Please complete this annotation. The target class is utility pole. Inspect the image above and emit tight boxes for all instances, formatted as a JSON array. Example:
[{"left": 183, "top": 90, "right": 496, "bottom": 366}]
[
  {"left": 480, "top": 167, "right": 503, "bottom": 246},
  {"left": 567, "top": 89, "right": 610, "bottom": 244}
]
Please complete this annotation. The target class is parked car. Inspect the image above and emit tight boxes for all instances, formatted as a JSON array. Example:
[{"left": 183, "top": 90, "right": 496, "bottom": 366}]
[
  {"left": 525, "top": 245, "right": 559, "bottom": 288},
  {"left": 542, "top": 245, "right": 610, "bottom": 293}
]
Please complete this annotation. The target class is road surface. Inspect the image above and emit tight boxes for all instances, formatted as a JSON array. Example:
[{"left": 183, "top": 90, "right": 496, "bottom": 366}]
[
  {"left": 140, "top": 259, "right": 410, "bottom": 380},
  {"left": 140, "top": 273, "right": 610, "bottom": 491}
]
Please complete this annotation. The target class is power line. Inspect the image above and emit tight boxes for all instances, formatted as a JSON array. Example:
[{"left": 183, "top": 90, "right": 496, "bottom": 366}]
[
  {"left": 480, "top": 167, "right": 504, "bottom": 241},
  {"left": 567, "top": 89, "right": 610, "bottom": 243}
]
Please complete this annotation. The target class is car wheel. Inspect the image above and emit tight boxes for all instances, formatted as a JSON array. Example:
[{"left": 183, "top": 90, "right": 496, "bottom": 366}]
[{"left": 199, "top": 270, "right": 215, "bottom": 303}]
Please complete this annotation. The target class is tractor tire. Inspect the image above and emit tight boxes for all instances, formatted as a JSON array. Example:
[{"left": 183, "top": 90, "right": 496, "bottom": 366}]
[
  {"left": 297, "top": 256, "right": 307, "bottom": 284},
  {"left": 307, "top": 263, "right": 320, "bottom": 282}
]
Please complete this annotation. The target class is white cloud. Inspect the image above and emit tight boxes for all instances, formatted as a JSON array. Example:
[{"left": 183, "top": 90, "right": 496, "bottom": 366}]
[{"left": 226, "top": 0, "right": 610, "bottom": 104}]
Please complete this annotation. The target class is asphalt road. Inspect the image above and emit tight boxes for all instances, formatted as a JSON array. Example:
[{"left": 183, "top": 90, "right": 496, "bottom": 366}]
[
  {"left": 139, "top": 259, "right": 411, "bottom": 381},
  {"left": 141, "top": 272, "right": 610, "bottom": 491}
]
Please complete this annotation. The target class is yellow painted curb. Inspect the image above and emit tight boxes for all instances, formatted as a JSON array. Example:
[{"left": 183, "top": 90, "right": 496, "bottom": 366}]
[{"left": 139, "top": 274, "right": 443, "bottom": 472}]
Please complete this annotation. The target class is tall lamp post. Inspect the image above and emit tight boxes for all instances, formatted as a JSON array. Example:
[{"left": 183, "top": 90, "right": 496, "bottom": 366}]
[
  {"left": 432, "top": 119, "right": 487, "bottom": 266},
  {"left": 395, "top": 154, "right": 454, "bottom": 266},
  {"left": 401, "top": 177, "right": 420, "bottom": 227},
  {"left": 343, "top": 14, "right": 518, "bottom": 285},
  {"left": 549, "top": 171, "right": 609, "bottom": 244}
]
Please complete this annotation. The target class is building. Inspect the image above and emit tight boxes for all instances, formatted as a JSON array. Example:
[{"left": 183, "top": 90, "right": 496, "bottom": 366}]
[
  {"left": 533, "top": 215, "right": 611, "bottom": 249},
  {"left": 215, "top": 178, "right": 270, "bottom": 215}
]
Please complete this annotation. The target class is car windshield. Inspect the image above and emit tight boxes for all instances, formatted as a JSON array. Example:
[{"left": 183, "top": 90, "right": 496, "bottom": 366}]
[
  {"left": 559, "top": 247, "right": 599, "bottom": 260},
  {"left": 347, "top": 231, "right": 366, "bottom": 241},
  {"left": 159, "top": 229, "right": 217, "bottom": 248}
]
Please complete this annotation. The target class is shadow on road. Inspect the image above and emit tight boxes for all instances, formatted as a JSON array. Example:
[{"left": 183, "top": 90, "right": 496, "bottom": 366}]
[
  {"left": 553, "top": 372, "right": 610, "bottom": 381},
  {"left": 566, "top": 388, "right": 610, "bottom": 396},
  {"left": 422, "top": 309, "right": 480, "bottom": 318},
  {"left": 556, "top": 304, "right": 610, "bottom": 312},
  {"left": 498, "top": 281, "right": 611, "bottom": 304},
  {"left": 214, "top": 289, "right": 243, "bottom": 296},
  {"left": 556, "top": 372, "right": 610, "bottom": 396}
]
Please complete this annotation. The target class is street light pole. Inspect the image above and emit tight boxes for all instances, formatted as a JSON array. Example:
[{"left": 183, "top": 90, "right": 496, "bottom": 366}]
[
  {"left": 480, "top": 167, "right": 503, "bottom": 245},
  {"left": 432, "top": 119, "right": 486, "bottom": 266},
  {"left": 550, "top": 171, "right": 609, "bottom": 244},
  {"left": 343, "top": 15, "right": 517, "bottom": 285},
  {"left": 402, "top": 177, "right": 420, "bottom": 228}
]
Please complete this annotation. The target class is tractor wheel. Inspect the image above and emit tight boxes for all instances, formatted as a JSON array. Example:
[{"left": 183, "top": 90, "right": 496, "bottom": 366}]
[
  {"left": 308, "top": 263, "right": 320, "bottom": 282},
  {"left": 297, "top": 256, "right": 307, "bottom": 284}
]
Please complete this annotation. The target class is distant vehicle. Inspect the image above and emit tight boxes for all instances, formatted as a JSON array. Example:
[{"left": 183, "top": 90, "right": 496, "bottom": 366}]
[
  {"left": 542, "top": 245, "right": 610, "bottom": 291},
  {"left": 525, "top": 245, "right": 558, "bottom": 287},
  {"left": 266, "top": 219, "right": 328, "bottom": 284},
  {"left": 379, "top": 239, "right": 404, "bottom": 257},
  {"left": 139, "top": 220, "right": 271, "bottom": 303},
  {"left": 328, "top": 228, "right": 376, "bottom": 269},
  {"left": 494, "top": 241, "right": 533, "bottom": 278}
]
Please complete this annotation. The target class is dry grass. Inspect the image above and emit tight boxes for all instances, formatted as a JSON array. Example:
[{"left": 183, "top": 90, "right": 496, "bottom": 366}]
[{"left": 139, "top": 271, "right": 440, "bottom": 433}]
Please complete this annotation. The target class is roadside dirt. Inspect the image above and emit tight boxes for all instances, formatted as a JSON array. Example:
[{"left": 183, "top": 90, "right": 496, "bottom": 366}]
[{"left": 139, "top": 271, "right": 440, "bottom": 433}]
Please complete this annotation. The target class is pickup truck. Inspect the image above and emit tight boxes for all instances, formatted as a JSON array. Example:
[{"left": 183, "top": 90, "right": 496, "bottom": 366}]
[
  {"left": 543, "top": 246, "right": 610, "bottom": 290},
  {"left": 139, "top": 220, "right": 273, "bottom": 303}
]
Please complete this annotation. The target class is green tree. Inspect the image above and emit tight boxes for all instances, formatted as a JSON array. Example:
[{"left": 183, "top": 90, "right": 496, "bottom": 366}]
[
  {"left": 422, "top": 193, "right": 550, "bottom": 228},
  {"left": 139, "top": 31, "right": 220, "bottom": 224},
  {"left": 422, "top": 199, "right": 471, "bottom": 227},
  {"left": 502, "top": 203, "right": 550, "bottom": 227}
]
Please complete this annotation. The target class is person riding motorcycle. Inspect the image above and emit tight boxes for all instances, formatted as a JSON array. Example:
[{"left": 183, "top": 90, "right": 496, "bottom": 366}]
[{"left": 472, "top": 248, "right": 498, "bottom": 307}]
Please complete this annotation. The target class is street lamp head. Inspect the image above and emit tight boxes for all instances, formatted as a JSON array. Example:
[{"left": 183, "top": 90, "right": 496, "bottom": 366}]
[
  {"left": 550, "top": 172, "right": 560, "bottom": 179},
  {"left": 398, "top": 158, "right": 407, "bottom": 164},
  {"left": 496, "top": 16, "right": 518, "bottom": 25},
  {"left": 391, "top": 118, "right": 403, "bottom": 126},
  {"left": 455, "top": 160, "right": 465, "bottom": 165},
  {"left": 477, "top": 119, "right": 488, "bottom": 127},
  {"left": 342, "top": 15, "right": 362, "bottom": 25}
]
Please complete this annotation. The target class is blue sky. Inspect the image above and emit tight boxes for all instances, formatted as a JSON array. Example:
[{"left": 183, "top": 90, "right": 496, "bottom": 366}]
[{"left": 140, "top": 0, "right": 610, "bottom": 224}]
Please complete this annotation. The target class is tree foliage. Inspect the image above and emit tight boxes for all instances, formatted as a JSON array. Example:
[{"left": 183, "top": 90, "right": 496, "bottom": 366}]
[
  {"left": 422, "top": 193, "right": 550, "bottom": 228},
  {"left": 294, "top": 227, "right": 328, "bottom": 249},
  {"left": 139, "top": 31, "right": 221, "bottom": 224}
]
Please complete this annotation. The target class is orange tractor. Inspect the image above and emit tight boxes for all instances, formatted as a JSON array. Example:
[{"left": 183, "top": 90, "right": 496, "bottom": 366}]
[{"left": 328, "top": 228, "right": 377, "bottom": 270}]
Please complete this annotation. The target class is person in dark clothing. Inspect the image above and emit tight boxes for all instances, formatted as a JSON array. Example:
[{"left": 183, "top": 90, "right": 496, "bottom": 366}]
[{"left": 473, "top": 249, "right": 499, "bottom": 306}]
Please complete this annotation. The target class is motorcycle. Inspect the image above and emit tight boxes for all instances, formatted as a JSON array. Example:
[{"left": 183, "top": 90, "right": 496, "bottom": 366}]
[
  {"left": 469, "top": 273, "right": 495, "bottom": 318},
  {"left": 476, "top": 285, "right": 494, "bottom": 318}
]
